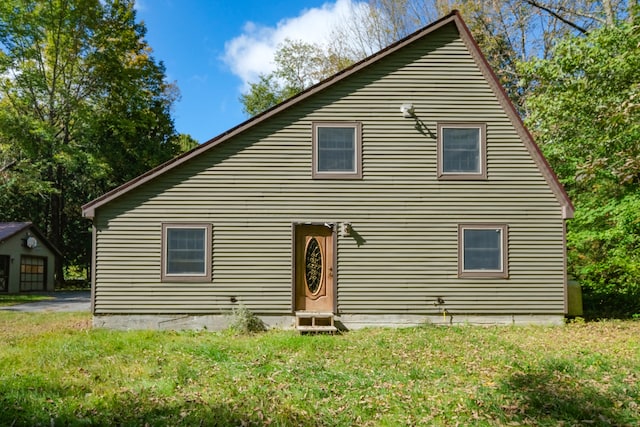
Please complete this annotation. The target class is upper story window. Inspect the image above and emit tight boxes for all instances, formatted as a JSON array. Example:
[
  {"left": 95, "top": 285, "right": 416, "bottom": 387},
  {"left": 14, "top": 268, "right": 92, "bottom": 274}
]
[
  {"left": 458, "top": 224, "right": 508, "bottom": 278},
  {"left": 312, "top": 122, "right": 362, "bottom": 179},
  {"left": 438, "top": 123, "right": 486, "bottom": 180},
  {"left": 161, "top": 223, "right": 212, "bottom": 282}
]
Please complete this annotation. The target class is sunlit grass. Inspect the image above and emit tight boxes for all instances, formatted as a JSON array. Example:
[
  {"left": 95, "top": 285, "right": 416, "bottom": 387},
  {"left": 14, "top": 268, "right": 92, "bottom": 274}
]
[{"left": 0, "top": 312, "right": 638, "bottom": 426}]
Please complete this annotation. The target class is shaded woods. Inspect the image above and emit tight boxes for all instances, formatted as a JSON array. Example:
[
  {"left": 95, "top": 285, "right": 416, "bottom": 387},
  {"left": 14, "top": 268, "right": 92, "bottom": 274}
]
[{"left": 0, "top": 0, "right": 196, "bottom": 283}]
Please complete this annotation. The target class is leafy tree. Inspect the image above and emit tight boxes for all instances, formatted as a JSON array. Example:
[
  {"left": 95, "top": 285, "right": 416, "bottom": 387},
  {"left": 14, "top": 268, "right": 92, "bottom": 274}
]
[
  {"left": 241, "top": 1, "right": 632, "bottom": 116},
  {"left": 0, "top": 0, "right": 181, "bottom": 282},
  {"left": 521, "top": 8, "right": 640, "bottom": 316},
  {"left": 240, "top": 73, "right": 300, "bottom": 117},
  {"left": 175, "top": 133, "right": 199, "bottom": 152},
  {"left": 240, "top": 39, "right": 354, "bottom": 116}
]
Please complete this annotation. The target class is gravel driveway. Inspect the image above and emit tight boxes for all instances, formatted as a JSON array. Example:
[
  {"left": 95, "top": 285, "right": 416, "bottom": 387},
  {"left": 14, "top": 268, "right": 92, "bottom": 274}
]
[{"left": 0, "top": 291, "right": 90, "bottom": 312}]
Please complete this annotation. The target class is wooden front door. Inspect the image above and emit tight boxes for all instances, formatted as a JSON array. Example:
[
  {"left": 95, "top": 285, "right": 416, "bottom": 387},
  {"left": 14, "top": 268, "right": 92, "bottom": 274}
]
[{"left": 294, "top": 224, "right": 335, "bottom": 312}]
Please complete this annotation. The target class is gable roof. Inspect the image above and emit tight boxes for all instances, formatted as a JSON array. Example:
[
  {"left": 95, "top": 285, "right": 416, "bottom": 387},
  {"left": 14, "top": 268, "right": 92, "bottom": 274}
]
[
  {"left": 82, "top": 10, "right": 573, "bottom": 220},
  {"left": 0, "top": 222, "right": 62, "bottom": 256},
  {"left": 0, "top": 222, "right": 32, "bottom": 242}
]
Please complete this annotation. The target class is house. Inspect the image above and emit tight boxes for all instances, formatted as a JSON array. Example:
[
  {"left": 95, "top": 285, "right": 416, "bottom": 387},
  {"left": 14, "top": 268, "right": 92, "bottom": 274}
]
[
  {"left": 0, "top": 222, "right": 60, "bottom": 293},
  {"left": 82, "top": 11, "right": 573, "bottom": 330}
]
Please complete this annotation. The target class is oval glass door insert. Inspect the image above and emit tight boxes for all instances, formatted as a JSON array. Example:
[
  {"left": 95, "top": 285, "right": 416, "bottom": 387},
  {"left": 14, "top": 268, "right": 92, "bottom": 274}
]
[{"left": 305, "top": 238, "right": 322, "bottom": 294}]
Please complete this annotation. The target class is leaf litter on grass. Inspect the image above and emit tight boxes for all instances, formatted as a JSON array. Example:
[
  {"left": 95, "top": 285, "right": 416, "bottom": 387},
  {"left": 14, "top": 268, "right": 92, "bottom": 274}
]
[{"left": 0, "top": 315, "right": 639, "bottom": 426}]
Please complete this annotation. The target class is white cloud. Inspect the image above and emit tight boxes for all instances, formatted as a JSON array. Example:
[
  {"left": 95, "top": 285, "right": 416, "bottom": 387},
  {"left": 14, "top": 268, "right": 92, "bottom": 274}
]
[{"left": 223, "top": 0, "right": 367, "bottom": 90}]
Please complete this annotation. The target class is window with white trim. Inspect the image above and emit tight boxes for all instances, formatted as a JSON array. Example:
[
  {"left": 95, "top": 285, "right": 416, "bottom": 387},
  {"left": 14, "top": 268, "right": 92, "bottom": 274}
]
[
  {"left": 161, "top": 223, "right": 211, "bottom": 282},
  {"left": 312, "top": 122, "right": 362, "bottom": 179},
  {"left": 458, "top": 224, "right": 508, "bottom": 278},
  {"left": 438, "top": 123, "right": 486, "bottom": 180}
]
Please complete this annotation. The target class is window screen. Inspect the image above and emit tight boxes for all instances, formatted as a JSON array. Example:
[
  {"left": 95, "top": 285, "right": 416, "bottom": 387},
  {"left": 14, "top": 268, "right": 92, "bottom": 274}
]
[
  {"left": 312, "top": 122, "right": 362, "bottom": 179},
  {"left": 438, "top": 123, "right": 486, "bottom": 180},
  {"left": 317, "top": 126, "right": 356, "bottom": 172},
  {"left": 164, "top": 226, "right": 208, "bottom": 276},
  {"left": 459, "top": 224, "right": 508, "bottom": 278},
  {"left": 161, "top": 223, "right": 211, "bottom": 282},
  {"left": 463, "top": 228, "right": 502, "bottom": 271},
  {"left": 442, "top": 127, "right": 480, "bottom": 173}
]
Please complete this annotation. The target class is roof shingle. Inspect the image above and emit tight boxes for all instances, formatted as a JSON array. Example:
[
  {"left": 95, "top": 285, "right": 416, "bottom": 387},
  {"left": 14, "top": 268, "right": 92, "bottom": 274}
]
[{"left": 0, "top": 222, "right": 32, "bottom": 242}]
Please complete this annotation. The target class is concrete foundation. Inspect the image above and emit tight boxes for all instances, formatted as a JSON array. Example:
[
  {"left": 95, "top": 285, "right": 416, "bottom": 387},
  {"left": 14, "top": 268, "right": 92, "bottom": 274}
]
[
  {"left": 93, "top": 313, "right": 564, "bottom": 331},
  {"left": 338, "top": 314, "right": 565, "bottom": 329},
  {"left": 93, "top": 314, "right": 296, "bottom": 331}
]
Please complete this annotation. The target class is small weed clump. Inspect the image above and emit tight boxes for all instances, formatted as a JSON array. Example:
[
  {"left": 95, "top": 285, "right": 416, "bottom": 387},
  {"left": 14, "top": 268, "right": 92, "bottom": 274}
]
[{"left": 227, "top": 304, "right": 265, "bottom": 334}]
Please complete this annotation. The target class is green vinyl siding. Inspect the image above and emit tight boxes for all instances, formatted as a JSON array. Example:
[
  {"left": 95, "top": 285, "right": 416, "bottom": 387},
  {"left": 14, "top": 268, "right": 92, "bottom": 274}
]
[{"left": 92, "top": 23, "right": 567, "bottom": 316}]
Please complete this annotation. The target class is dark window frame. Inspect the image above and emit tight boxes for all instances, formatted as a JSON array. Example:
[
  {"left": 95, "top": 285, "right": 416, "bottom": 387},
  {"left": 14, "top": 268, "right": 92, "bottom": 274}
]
[
  {"left": 312, "top": 121, "right": 363, "bottom": 179},
  {"left": 0, "top": 255, "right": 10, "bottom": 292},
  {"left": 161, "top": 223, "right": 212, "bottom": 282},
  {"left": 437, "top": 122, "right": 487, "bottom": 180},
  {"left": 458, "top": 224, "right": 508, "bottom": 278}
]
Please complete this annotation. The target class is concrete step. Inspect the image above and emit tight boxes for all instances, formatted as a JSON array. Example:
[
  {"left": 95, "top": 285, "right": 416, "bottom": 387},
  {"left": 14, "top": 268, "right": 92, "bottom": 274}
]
[
  {"left": 295, "top": 311, "right": 337, "bottom": 332},
  {"left": 297, "top": 325, "right": 338, "bottom": 332}
]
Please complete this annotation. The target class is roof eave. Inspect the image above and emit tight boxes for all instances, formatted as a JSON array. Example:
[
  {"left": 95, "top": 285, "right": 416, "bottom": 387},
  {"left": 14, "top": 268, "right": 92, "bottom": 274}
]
[
  {"left": 450, "top": 11, "right": 574, "bottom": 219},
  {"left": 0, "top": 222, "right": 63, "bottom": 256},
  {"left": 81, "top": 11, "right": 461, "bottom": 219},
  {"left": 81, "top": 10, "right": 573, "bottom": 220},
  {"left": 0, "top": 222, "right": 32, "bottom": 244},
  {"left": 29, "top": 225, "right": 63, "bottom": 257}
]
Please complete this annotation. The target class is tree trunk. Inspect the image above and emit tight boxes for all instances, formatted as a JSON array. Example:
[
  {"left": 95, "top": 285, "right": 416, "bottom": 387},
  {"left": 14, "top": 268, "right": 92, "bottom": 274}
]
[
  {"left": 524, "top": 0, "right": 589, "bottom": 34},
  {"left": 50, "top": 165, "right": 66, "bottom": 286},
  {"left": 602, "top": 0, "right": 614, "bottom": 27}
]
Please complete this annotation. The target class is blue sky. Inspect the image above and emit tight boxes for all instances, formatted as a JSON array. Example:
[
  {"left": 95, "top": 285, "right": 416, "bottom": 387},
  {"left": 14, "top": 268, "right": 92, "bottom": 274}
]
[{"left": 135, "top": 0, "right": 365, "bottom": 143}]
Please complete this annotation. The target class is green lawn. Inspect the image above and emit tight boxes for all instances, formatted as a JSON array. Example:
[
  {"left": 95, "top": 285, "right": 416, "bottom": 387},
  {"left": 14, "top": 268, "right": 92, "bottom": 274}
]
[
  {"left": 0, "top": 294, "right": 53, "bottom": 307},
  {"left": 0, "top": 313, "right": 638, "bottom": 426}
]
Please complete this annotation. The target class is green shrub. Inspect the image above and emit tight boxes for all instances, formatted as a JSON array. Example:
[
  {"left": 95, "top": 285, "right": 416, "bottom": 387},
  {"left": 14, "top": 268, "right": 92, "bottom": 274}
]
[{"left": 569, "top": 194, "right": 640, "bottom": 318}]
